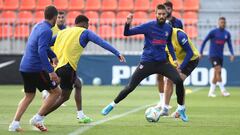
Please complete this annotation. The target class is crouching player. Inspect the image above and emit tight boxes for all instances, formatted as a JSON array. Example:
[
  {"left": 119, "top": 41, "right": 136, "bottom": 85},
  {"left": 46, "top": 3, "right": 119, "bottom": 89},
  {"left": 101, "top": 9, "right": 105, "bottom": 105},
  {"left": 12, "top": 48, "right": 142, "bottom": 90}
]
[{"left": 158, "top": 28, "right": 200, "bottom": 118}]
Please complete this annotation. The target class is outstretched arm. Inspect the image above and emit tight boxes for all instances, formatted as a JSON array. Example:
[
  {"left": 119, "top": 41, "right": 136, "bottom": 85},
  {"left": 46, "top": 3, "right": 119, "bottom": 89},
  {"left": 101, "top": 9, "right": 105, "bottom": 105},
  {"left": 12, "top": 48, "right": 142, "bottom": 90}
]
[
  {"left": 81, "top": 30, "right": 126, "bottom": 62},
  {"left": 124, "top": 13, "right": 147, "bottom": 36}
]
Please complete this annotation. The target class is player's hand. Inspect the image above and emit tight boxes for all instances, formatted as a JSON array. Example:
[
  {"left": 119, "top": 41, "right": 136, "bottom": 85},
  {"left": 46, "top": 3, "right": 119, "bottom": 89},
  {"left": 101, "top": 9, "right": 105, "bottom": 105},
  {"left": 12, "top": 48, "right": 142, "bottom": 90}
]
[
  {"left": 49, "top": 72, "right": 60, "bottom": 84},
  {"left": 199, "top": 54, "right": 203, "bottom": 59},
  {"left": 126, "top": 13, "right": 133, "bottom": 24},
  {"left": 230, "top": 55, "right": 235, "bottom": 62},
  {"left": 52, "top": 57, "right": 58, "bottom": 67},
  {"left": 119, "top": 54, "right": 126, "bottom": 63}
]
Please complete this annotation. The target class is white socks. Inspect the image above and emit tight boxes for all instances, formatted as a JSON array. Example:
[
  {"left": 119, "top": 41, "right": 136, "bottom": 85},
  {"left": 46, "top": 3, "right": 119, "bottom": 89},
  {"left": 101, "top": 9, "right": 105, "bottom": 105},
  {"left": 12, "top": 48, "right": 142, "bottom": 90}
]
[
  {"left": 209, "top": 83, "right": 216, "bottom": 93},
  {"left": 35, "top": 114, "right": 44, "bottom": 121},
  {"left": 110, "top": 101, "right": 116, "bottom": 107},
  {"left": 217, "top": 82, "right": 226, "bottom": 92},
  {"left": 177, "top": 104, "right": 185, "bottom": 110},
  {"left": 163, "top": 104, "right": 169, "bottom": 110},
  {"left": 11, "top": 121, "right": 20, "bottom": 126},
  {"left": 159, "top": 93, "right": 164, "bottom": 106},
  {"left": 77, "top": 110, "right": 85, "bottom": 119}
]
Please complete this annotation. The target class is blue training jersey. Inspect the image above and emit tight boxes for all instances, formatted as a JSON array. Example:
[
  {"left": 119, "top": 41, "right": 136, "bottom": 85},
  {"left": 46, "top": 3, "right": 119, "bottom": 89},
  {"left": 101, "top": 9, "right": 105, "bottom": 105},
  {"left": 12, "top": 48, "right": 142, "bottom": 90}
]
[
  {"left": 20, "top": 21, "right": 56, "bottom": 73},
  {"left": 200, "top": 28, "right": 234, "bottom": 59},
  {"left": 124, "top": 20, "right": 176, "bottom": 62}
]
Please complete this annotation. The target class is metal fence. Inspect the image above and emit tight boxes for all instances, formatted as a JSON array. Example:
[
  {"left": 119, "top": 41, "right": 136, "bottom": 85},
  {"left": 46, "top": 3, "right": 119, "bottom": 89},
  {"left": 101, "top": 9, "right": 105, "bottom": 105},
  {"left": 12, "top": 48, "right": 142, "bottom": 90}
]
[{"left": 0, "top": 19, "right": 240, "bottom": 55}]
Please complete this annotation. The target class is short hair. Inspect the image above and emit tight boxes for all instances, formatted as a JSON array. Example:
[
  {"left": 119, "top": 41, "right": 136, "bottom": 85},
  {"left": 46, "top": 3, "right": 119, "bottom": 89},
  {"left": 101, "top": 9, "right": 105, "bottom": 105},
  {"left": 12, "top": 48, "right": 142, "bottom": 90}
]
[
  {"left": 164, "top": 1, "right": 173, "bottom": 9},
  {"left": 75, "top": 15, "right": 89, "bottom": 24},
  {"left": 44, "top": 5, "right": 58, "bottom": 20},
  {"left": 156, "top": 4, "right": 167, "bottom": 11},
  {"left": 58, "top": 11, "right": 65, "bottom": 15},
  {"left": 219, "top": 17, "right": 226, "bottom": 21}
]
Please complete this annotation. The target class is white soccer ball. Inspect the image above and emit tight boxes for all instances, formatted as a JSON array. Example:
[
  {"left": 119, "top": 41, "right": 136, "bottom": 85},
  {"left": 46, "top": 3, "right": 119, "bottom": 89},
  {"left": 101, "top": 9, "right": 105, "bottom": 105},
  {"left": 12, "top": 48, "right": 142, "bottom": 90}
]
[
  {"left": 145, "top": 107, "right": 160, "bottom": 122},
  {"left": 92, "top": 77, "right": 102, "bottom": 86}
]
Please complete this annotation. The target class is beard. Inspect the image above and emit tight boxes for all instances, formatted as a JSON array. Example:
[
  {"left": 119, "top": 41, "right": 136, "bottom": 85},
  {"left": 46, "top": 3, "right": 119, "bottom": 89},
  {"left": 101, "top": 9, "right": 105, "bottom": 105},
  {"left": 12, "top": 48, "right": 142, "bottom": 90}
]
[
  {"left": 166, "top": 12, "right": 172, "bottom": 18},
  {"left": 157, "top": 18, "right": 166, "bottom": 25}
]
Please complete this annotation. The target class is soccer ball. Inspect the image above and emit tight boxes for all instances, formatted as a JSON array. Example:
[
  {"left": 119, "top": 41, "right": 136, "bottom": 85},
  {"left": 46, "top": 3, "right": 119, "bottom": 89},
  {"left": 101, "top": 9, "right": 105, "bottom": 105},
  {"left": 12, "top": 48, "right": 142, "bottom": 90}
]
[
  {"left": 92, "top": 77, "right": 102, "bottom": 86},
  {"left": 145, "top": 107, "right": 160, "bottom": 122}
]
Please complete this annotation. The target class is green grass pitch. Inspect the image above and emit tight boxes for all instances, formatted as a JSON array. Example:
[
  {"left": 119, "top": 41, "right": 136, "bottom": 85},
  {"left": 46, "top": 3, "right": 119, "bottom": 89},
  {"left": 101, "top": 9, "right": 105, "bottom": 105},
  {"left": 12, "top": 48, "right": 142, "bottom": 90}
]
[{"left": 0, "top": 85, "right": 239, "bottom": 135}]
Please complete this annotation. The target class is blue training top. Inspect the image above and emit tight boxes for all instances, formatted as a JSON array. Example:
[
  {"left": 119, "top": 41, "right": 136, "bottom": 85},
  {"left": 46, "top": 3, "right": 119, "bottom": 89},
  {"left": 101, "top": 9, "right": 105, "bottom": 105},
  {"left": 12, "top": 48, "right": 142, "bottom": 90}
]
[
  {"left": 200, "top": 28, "right": 234, "bottom": 59},
  {"left": 20, "top": 21, "right": 56, "bottom": 73},
  {"left": 124, "top": 20, "right": 176, "bottom": 62}
]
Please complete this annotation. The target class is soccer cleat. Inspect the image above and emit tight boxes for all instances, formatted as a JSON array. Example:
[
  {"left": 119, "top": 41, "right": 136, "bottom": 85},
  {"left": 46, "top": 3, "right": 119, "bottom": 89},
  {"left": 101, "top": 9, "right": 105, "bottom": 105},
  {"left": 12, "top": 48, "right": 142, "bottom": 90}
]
[
  {"left": 101, "top": 104, "right": 114, "bottom": 116},
  {"left": 159, "top": 107, "right": 169, "bottom": 116},
  {"left": 29, "top": 117, "right": 47, "bottom": 132},
  {"left": 221, "top": 91, "right": 230, "bottom": 97},
  {"left": 177, "top": 109, "right": 188, "bottom": 122},
  {"left": 208, "top": 92, "right": 216, "bottom": 98},
  {"left": 8, "top": 124, "right": 23, "bottom": 132},
  {"left": 78, "top": 116, "right": 93, "bottom": 123}
]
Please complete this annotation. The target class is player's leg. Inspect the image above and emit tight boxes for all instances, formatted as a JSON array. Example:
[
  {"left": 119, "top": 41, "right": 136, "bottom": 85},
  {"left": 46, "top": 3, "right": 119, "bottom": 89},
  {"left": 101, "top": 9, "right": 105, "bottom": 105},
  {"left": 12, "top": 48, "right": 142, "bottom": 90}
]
[
  {"left": 9, "top": 72, "right": 37, "bottom": 132},
  {"left": 155, "top": 74, "right": 164, "bottom": 108},
  {"left": 171, "top": 59, "right": 199, "bottom": 118},
  {"left": 209, "top": 58, "right": 219, "bottom": 97},
  {"left": 102, "top": 62, "right": 154, "bottom": 115},
  {"left": 29, "top": 71, "right": 61, "bottom": 132},
  {"left": 159, "top": 63, "right": 188, "bottom": 122},
  {"left": 74, "top": 77, "right": 93, "bottom": 123},
  {"left": 159, "top": 77, "right": 173, "bottom": 116},
  {"left": 216, "top": 65, "right": 230, "bottom": 96},
  {"left": 44, "top": 64, "right": 76, "bottom": 116}
]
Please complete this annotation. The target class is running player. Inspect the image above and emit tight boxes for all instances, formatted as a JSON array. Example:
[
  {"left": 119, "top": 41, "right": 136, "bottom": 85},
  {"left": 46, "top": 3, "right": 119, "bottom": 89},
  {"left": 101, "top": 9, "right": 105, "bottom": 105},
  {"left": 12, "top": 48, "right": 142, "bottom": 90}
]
[
  {"left": 9, "top": 6, "right": 61, "bottom": 132},
  {"left": 200, "top": 17, "right": 234, "bottom": 97},
  {"left": 102, "top": 4, "right": 188, "bottom": 122},
  {"left": 42, "top": 11, "right": 92, "bottom": 123},
  {"left": 41, "top": 15, "right": 125, "bottom": 118},
  {"left": 156, "top": 1, "right": 184, "bottom": 108}
]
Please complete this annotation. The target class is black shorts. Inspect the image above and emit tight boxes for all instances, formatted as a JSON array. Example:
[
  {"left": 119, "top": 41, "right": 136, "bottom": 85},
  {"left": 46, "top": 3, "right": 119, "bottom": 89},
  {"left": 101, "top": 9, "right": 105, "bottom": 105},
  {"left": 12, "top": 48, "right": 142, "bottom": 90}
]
[
  {"left": 210, "top": 57, "right": 223, "bottom": 67},
  {"left": 20, "top": 71, "right": 58, "bottom": 93},
  {"left": 56, "top": 63, "right": 76, "bottom": 91},
  {"left": 181, "top": 59, "right": 199, "bottom": 76}
]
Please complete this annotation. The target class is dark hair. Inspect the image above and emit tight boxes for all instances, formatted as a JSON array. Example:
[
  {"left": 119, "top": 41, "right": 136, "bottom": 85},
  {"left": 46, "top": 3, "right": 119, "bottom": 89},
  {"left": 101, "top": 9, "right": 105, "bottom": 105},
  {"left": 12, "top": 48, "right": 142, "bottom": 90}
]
[
  {"left": 219, "top": 16, "right": 226, "bottom": 21},
  {"left": 164, "top": 1, "right": 173, "bottom": 9},
  {"left": 58, "top": 11, "right": 65, "bottom": 15},
  {"left": 156, "top": 4, "right": 167, "bottom": 11},
  {"left": 75, "top": 15, "right": 89, "bottom": 24},
  {"left": 44, "top": 5, "right": 58, "bottom": 20}
]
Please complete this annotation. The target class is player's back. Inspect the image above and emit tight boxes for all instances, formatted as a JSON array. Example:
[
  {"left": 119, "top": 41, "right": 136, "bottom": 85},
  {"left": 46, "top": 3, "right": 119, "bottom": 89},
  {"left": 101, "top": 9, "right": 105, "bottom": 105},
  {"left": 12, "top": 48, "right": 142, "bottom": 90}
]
[{"left": 20, "top": 21, "right": 53, "bottom": 72}]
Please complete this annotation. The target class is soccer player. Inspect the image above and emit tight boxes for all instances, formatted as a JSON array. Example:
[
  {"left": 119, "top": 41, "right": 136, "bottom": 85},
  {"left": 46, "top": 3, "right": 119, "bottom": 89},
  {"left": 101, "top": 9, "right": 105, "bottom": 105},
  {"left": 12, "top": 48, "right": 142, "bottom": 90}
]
[
  {"left": 9, "top": 6, "right": 61, "bottom": 132},
  {"left": 42, "top": 11, "right": 92, "bottom": 123},
  {"left": 102, "top": 4, "right": 188, "bottom": 122},
  {"left": 156, "top": 1, "right": 184, "bottom": 109},
  {"left": 158, "top": 27, "right": 199, "bottom": 116},
  {"left": 200, "top": 17, "right": 234, "bottom": 97},
  {"left": 41, "top": 15, "right": 126, "bottom": 118}
]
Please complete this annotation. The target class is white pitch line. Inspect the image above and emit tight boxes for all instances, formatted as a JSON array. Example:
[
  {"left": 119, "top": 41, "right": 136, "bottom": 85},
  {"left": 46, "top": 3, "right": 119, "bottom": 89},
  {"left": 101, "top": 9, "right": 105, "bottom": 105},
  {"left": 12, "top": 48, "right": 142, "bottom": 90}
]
[{"left": 69, "top": 87, "right": 203, "bottom": 135}]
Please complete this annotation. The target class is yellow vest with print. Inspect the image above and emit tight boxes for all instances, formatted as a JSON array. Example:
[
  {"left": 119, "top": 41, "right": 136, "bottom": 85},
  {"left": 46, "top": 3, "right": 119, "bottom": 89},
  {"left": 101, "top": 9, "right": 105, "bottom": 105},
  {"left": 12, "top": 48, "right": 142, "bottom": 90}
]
[
  {"left": 167, "top": 28, "right": 199, "bottom": 67},
  {"left": 54, "top": 27, "right": 85, "bottom": 71}
]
